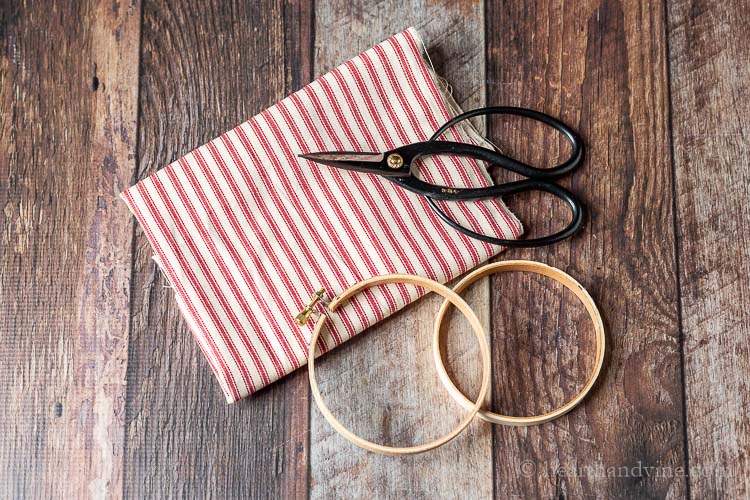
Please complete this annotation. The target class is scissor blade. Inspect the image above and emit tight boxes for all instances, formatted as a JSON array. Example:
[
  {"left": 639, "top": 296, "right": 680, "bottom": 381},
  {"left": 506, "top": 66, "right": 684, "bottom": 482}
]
[
  {"left": 300, "top": 151, "right": 384, "bottom": 163},
  {"left": 298, "top": 151, "right": 409, "bottom": 177}
]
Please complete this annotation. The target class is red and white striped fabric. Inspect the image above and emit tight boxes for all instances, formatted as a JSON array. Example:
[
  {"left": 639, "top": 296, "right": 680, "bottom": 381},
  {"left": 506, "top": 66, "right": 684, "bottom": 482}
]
[{"left": 122, "top": 28, "right": 521, "bottom": 402}]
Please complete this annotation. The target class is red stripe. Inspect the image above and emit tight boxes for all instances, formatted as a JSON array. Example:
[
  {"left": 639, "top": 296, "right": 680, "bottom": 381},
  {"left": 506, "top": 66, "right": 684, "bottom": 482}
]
[
  {"left": 137, "top": 180, "right": 256, "bottom": 394},
  {"left": 248, "top": 112, "right": 372, "bottom": 335},
  {"left": 291, "top": 90, "right": 416, "bottom": 305},
  {"left": 242, "top": 118, "right": 369, "bottom": 341},
  {"left": 178, "top": 152, "right": 296, "bottom": 372},
  {"left": 199, "top": 141, "right": 308, "bottom": 356},
  {"left": 290, "top": 94, "right": 409, "bottom": 304},
  {"left": 275, "top": 100, "right": 399, "bottom": 314},
  {"left": 165, "top": 162, "right": 284, "bottom": 379},
  {"left": 216, "top": 142, "right": 340, "bottom": 355},
  {"left": 395, "top": 33, "right": 516, "bottom": 239},
  {"left": 317, "top": 74, "right": 447, "bottom": 286},
  {"left": 150, "top": 173, "right": 270, "bottom": 388},
  {"left": 370, "top": 44, "right": 488, "bottom": 263},
  {"left": 231, "top": 125, "right": 350, "bottom": 348},
  {"left": 324, "top": 68, "right": 455, "bottom": 278},
  {"left": 122, "top": 189, "right": 241, "bottom": 401},
  {"left": 328, "top": 63, "right": 461, "bottom": 276},
  {"left": 259, "top": 108, "right": 384, "bottom": 323},
  {"left": 223, "top": 129, "right": 347, "bottom": 350},
  {"left": 367, "top": 45, "right": 488, "bottom": 261},
  {"left": 403, "top": 33, "right": 519, "bottom": 241},
  {"left": 213, "top": 134, "right": 319, "bottom": 326},
  {"left": 398, "top": 31, "right": 521, "bottom": 240},
  {"left": 340, "top": 56, "right": 477, "bottom": 272},
  {"left": 311, "top": 77, "right": 437, "bottom": 286},
  {"left": 379, "top": 39, "right": 499, "bottom": 241},
  {"left": 204, "top": 138, "right": 310, "bottom": 358}
]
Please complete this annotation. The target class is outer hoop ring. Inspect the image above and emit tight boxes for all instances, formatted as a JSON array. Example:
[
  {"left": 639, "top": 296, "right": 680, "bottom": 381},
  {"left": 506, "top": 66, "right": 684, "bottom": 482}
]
[
  {"left": 308, "top": 274, "right": 492, "bottom": 455},
  {"left": 433, "top": 261, "right": 605, "bottom": 426}
]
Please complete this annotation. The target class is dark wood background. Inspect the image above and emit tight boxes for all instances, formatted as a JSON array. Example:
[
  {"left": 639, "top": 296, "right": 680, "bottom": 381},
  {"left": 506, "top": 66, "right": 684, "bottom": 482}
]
[{"left": 1, "top": 0, "right": 748, "bottom": 498}]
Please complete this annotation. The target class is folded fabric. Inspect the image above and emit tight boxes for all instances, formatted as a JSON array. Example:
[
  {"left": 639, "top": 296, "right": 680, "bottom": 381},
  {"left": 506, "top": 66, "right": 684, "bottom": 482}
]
[{"left": 122, "top": 27, "right": 522, "bottom": 402}]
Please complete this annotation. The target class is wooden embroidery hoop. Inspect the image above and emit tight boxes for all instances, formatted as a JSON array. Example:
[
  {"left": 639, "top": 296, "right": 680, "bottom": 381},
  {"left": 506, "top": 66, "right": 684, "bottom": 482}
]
[
  {"left": 307, "top": 274, "right": 492, "bottom": 456},
  {"left": 433, "top": 260, "right": 605, "bottom": 426}
]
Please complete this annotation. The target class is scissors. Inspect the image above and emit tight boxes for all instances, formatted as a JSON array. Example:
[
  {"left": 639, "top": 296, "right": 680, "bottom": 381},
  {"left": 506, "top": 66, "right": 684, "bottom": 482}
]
[{"left": 299, "top": 107, "right": 584, "bottom": 247}]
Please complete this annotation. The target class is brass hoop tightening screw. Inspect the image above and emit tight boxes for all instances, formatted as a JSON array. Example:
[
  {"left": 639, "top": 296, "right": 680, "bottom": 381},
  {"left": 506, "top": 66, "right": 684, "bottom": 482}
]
[
  {"left": 295, "top": 288, "right": 327, "bottom": 326},
  {"left": 386, "top": 153, "right": 404, "bottom": 169}
]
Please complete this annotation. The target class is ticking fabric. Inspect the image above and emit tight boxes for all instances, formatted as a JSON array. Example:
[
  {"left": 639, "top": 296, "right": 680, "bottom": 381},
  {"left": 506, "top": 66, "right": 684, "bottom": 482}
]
[{"left": 122, "top": 28, "right": 521, "bottom": 402}]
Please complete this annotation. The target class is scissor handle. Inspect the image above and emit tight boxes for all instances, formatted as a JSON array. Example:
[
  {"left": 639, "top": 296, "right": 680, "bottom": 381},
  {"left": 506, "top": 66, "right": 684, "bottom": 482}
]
[
  {"left": 429, "top": 106, "right": 583, "bottom": 179},
  {"left": 423, "top": 180, "right": 585, "bottom": 248}
]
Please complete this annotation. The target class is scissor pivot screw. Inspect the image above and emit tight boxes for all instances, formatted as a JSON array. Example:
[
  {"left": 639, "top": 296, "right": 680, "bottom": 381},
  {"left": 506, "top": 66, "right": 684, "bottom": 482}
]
[{"left": 386, "top": 153, "right": 404, "bottom": 169}]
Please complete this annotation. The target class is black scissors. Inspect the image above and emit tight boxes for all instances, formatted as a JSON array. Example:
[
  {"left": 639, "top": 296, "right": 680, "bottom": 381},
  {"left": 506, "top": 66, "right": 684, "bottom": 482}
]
[{"left": 299, "top": 107, "right": 584, "bottom": 247}]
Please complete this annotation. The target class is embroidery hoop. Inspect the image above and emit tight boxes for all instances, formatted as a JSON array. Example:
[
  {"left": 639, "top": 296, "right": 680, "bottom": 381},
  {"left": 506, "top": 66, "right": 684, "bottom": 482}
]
[
  {"left": 307, "top": 274, "right": 492, "bottom": 455},
  {"left": 433, "top": 260, "right": 605, "bottom": 426}
]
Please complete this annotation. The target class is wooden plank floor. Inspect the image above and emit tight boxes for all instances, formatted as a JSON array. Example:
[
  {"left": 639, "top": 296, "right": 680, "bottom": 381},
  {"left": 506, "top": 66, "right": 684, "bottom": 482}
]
[{"left": 1, "top": 0, "right": 747, "bottom": 498}]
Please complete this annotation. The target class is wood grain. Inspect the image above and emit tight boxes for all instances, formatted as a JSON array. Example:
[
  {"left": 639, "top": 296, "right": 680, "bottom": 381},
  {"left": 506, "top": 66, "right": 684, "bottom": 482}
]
[
  {"left": 0, "top": 0, "right": 140, "bottom": 497},
  {"left": 486, "top": 0, "right": 686, "bottom": 497},
  {"left": 667, "top": 0, "right": 750, "bottom": 495},
  {"left": 122, "top": 1, "right": 311, "bottom": 498},
  {"left": 3, "top": 0, "right": 750, "bottom": 498},
  {"left": 309, "top": 3, "right": 493, "bottom": 498}
]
